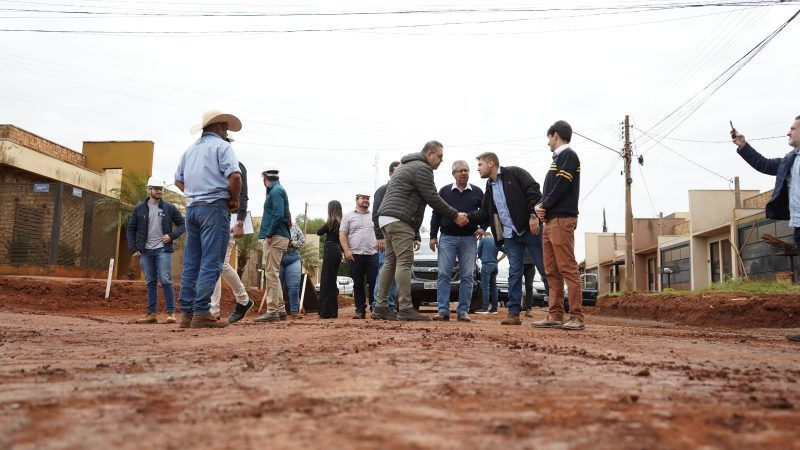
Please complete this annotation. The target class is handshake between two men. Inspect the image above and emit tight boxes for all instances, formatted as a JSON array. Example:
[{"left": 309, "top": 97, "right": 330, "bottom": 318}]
[
  {"left": 454, "top": 212, "right": 469, "bottom": 227},
  {"left": 451, "top": 211, "right": 542, "bottom": 236}
]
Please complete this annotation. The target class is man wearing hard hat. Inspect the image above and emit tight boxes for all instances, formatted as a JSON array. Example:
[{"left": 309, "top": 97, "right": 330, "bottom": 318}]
[
  {"left": 340, "top": 188, "right": 380, "bottom": 319},
  {"left": 126, "top": 176, "right": 185, "bottom": 324},
  {"left": 175, "top": 110, "right": 243, "bottom": 328}
]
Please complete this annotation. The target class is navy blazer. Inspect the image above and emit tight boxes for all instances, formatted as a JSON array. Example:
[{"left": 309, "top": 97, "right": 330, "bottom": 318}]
[
  {"left": 737, "top": 143, "right": 798, "bottom": 220},
  {"left": 126, "top": 199, "right": 186, "bottom": 253}
]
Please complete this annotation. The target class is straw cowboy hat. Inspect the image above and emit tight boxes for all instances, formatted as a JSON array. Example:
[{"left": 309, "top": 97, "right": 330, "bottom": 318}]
[{"left": 190, "top": 110, "right": 242, "bottom": 134}]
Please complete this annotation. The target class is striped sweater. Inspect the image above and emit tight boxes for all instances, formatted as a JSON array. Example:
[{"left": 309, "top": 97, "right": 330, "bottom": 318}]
[{"left": 540, "top": 147, "right": 580, "bottom": 218}]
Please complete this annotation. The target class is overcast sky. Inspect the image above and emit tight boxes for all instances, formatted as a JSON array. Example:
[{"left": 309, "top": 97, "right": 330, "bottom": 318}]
[{"left": 2, "top": 0, "right": 799, "bottom": 261}]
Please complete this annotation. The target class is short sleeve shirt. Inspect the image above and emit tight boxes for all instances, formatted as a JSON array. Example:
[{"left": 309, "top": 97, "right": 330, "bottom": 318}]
[
  {"left": 341, "top": 210, "right": 377, "bottom": 255},
  {"left": 175, "top": 132, "right": 240, "bottom": 207}
]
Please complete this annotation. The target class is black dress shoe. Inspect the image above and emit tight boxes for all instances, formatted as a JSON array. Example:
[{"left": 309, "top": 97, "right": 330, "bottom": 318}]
[
  {"left": 432, "top": 313, "right": 450, "bottom": 321},
  {"left": 228, "top": 299, "right": 254, "bottom": 324},
  {"left": 457, "top": 314, "right": 471, "bottom": 322}
]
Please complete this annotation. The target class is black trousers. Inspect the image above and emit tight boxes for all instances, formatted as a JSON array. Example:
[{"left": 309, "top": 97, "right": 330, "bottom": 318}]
[
  {"left": 318, "top": 243, "right": 342, "bottom": 318},
  {"left": 523, "top": 263, "right": 535, "bottom": 310},
  {"left": 349, "top": 253, "right": 379, "bottom": 314}
]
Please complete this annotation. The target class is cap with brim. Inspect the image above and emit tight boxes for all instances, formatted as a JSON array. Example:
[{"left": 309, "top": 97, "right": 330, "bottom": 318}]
[{"left": 190, "top": 110, "right": 242, "bottom": 135}]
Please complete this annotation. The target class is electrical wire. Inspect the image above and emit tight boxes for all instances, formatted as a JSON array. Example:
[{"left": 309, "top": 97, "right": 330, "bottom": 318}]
[
  {"left": 634, "top": 125, "right": 733, "bottom": 183},
  {"left": 638, "top": 8, "right": 800, "bottom": 152}
]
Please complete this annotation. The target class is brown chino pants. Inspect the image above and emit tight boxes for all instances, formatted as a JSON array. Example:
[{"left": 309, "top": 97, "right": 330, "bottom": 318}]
[{"left": 542, "top": 217, "right": 583, "bottom": 322}]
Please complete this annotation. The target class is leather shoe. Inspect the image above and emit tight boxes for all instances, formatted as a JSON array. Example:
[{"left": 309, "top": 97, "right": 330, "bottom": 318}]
[
  {"left": 457, "top": 314, "right": 471, "bottom": 322},
  {"left": 432, "top": 313, "right": 450, "bottom": 321},
  {"left": 179, "top": 313, "right": 193, "bottom": 328},
  {"left": 190, "top": 313, "right": 228, "bottom": 328},
  {"left": 501, "top": 313, "right": 521, "bottom": 325},
  {"left": 397, "top": 308, "right": 430, "bottom": 321},
  {"left": 253, "top": 312, "right": 281, "bottom": 322},
  {"left": 371, "top": 306, "right": 397, "bottom": 321},
  {"left": 228, "top": 299, "right": 254, "bottom": 324}
]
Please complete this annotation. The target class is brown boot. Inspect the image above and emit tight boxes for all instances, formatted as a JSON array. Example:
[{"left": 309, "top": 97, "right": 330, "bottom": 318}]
[
  {"left": 190, "top": 313, "right": 229, "bottom": 328},
  {"left": 135, "top": 313, "right": 157, "bottom": 324},
  {"left": 165, "top": 313, "right": 177, "bottom": 324},
  {"left": 501, "top": 313, "right": 521, "bottom": 325},
  {"left": 179, "top": 313, "right": 193, "bottom": 328}
]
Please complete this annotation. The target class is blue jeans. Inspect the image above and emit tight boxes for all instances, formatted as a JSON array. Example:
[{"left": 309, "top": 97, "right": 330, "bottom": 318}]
[
  {"left": 139, "top": 247, "right": 174, "bottom": 314},
  {"left": 178, "top": 200, "right": 230, "bottom": 316},
  {"left": 480, "top": 262, "right": 498, "bottom": 310},
  {"left": 280, "top": 250, "right": 302, "bottom": 313},
  {"left": 503, "top": 230, "right": 548, "bottom": 314},
  {"left": 435, "top": 233, "right": 477, "bottom": 315},
  {"left": 373, "top": 251, "right": 398, "bottom": 313}
]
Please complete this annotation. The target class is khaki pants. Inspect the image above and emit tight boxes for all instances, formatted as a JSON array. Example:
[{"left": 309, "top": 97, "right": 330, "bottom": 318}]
[
  {"left": 542, "top": 217, "right": 583, "bottom": 322},
  {"left": 376, "top": 221, "right": 415, "bottom": 311},
  {"left": 263, "top": 236, "right": 289, "bottom": 314},
  {"left": 210, "top": 236, "right": 250, "bottom": 318}
]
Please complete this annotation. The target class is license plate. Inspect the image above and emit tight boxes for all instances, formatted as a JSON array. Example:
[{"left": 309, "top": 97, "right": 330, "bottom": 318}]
[{"left": 423, "top": 282, "right": 437, "bottom": 290}]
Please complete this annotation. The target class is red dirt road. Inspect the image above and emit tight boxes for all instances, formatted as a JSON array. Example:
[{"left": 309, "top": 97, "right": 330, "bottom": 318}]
[{"left": 1, "top": 277, "right": 799, "bottom": 449}]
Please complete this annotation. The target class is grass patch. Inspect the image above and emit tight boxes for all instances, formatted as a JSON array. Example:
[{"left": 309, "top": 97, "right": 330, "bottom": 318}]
[{"left": 598, "top": 279, "right": 800, "bottom": 298}]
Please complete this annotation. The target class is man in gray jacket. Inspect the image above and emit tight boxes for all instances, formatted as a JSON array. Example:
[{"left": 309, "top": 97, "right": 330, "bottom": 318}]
[{"left": 373, "top": 140, "right": 468, "bottom": 321}]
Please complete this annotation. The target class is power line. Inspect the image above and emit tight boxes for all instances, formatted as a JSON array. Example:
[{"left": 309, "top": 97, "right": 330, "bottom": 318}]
[
  {"left": 639, "top": 7, "right": 800, "bottom": 151},
  {"left": 634, "top": 125, "right": 733, "bottom": 183},
  {"left": 572, "top": 131, "right": 622, "bottom": 155},
  {"left": 0, "top": 1, "right": 795, "bottom": 34}
]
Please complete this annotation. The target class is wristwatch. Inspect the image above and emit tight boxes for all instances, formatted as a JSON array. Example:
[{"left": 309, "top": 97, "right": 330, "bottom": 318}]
[{"left": 236, "top": 220, "right": 244, "bottom": 227}]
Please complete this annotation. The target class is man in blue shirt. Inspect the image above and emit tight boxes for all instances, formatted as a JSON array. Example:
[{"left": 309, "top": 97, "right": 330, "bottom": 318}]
[
  {"left": 734, "top": 115, "right": 800, "bottom": 343},
  {"left": 174, "top": 110, "right": 242, "bottom": 329},
  {"left": 467, "top": 152, "right": 547, "bottom": 326},
  {"left": 254, "top": 166, "right": 292, "bottom": 322}
]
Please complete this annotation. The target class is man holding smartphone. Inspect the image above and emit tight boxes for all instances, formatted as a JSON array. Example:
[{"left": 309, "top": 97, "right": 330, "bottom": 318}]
[{"left": 733, "top": 115, "right": 800, "bottom": 343}]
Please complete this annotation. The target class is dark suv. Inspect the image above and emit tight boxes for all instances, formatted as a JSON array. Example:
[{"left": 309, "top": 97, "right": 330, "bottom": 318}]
[{"left": 410, "top": 239, "right": 482, "bottom": 312}]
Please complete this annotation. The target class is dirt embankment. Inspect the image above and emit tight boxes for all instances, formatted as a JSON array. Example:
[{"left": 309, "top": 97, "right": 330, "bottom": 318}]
[
  {"left": 0, "top": 277, "right": 351, "bottom": 318},
  {"left": 593, "top": 292, "right": 800, "bottom": 328}
]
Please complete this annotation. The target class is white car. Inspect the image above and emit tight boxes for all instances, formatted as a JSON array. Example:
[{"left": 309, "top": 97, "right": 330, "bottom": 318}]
[
  {"left": 336, "top": 276, "right": 354, "bottom": 295},
  {"left": 313, "top": 276, "right": 354, "bottom": 295}
]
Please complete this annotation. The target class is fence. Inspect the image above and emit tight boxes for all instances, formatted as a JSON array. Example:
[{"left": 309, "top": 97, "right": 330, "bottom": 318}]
[
  {"left": 0, "top": 181, "right": 119, "bottom": 278},
  {"left": 738, "top": 218, "right": 799, "bottom": 281}
]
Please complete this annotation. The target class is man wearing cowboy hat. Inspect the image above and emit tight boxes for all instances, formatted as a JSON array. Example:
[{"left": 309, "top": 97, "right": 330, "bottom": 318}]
[{"left": 174, "top": 110, "right": 243, "bottom": 329}]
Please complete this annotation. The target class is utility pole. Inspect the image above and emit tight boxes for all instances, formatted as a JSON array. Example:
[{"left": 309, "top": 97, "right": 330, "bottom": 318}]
[
  {"left": 623, "top": 115, "right": 634, "bottom": 292},
  {"left": 602, "top": 207, "right": 607, "bottom": 233},
  {"left": 302, "top": 201, "right": 309, "bottom": 235}
]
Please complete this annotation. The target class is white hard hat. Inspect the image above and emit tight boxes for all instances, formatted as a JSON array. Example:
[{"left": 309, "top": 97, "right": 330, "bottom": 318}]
[
  {"left": 146, "top": 176, "right": 165, "bottom": 188},
  {"left": 355, "top": 187, "right": 372, "bottom": 198}
]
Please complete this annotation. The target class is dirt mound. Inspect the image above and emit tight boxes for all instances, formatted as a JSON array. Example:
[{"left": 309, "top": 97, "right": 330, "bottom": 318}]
[
  {"left": 0, "top": 276, "right": 347, "bottom": 317},
  {"left": 593, "top": 292, "right": 800, "bottom": 328}
]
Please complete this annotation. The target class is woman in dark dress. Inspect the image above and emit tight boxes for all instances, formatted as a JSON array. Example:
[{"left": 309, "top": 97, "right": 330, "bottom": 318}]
[{"left": 317, "top": 200, "right": 343, "bottom": 319}]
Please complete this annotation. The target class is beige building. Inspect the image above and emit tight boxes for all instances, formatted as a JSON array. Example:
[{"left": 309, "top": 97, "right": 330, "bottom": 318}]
[
  {"left": 584, "top": 188, "right": 776, "bottom": 294},
  {"left": 0, "top": 124, "right": 154, "bottom": 279}
]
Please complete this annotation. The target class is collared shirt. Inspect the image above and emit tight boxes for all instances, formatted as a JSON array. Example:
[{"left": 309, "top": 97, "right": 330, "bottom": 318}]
[
  {"left": 175, "top": 131, "right": 240, "bottom": 207},
  {"left": 790, "top": 149, "right": 800, "bottom": 227},
  {"left": 553, "top": 143, "right": 571, "bottom": 157},
  {"left": 452, "top": 183, "right": 472, "bottom": 192},
  {"left": 491, "top": 168, "right": 518, "bottom": 239},
  {"left": 342, "top": 209, "right": 378, "bottom": 255}
]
